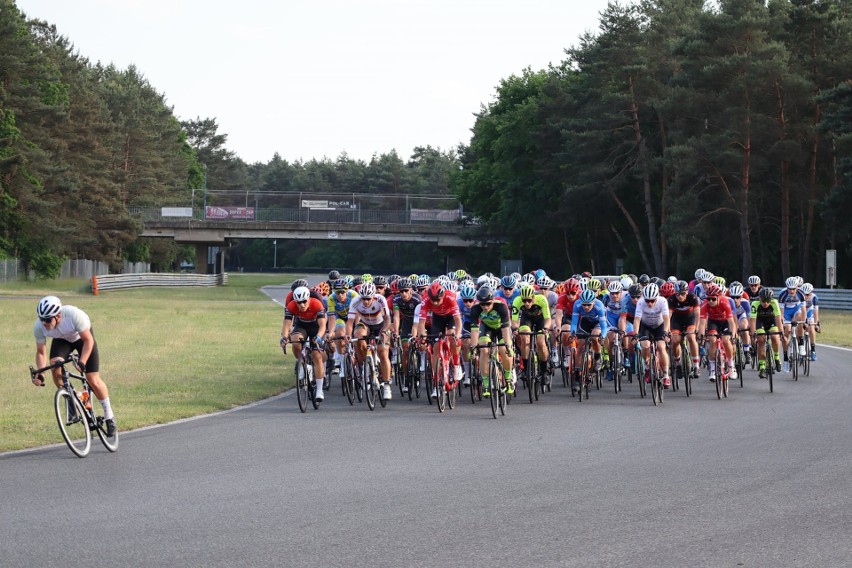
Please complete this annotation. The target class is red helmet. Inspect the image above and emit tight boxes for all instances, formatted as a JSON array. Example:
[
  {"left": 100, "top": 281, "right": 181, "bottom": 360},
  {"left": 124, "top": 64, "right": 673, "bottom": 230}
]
[
  {"left": 705, "top": 283, "right": 722, "bottom": 298},
  {"left": 660, "top": 281, "right": 675, "bottom": 297},
  {"left": 427, "top": 281, "right": 445, "bottom": 301},
  {"left": 564, "top": 278, "right": 581, "bottom": 293}
]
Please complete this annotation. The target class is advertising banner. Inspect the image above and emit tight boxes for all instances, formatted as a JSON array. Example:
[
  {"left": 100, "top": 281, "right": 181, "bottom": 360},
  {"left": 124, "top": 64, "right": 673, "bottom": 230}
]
[{"left": 205, "top": 206, "right": 255, "bottom": 220}]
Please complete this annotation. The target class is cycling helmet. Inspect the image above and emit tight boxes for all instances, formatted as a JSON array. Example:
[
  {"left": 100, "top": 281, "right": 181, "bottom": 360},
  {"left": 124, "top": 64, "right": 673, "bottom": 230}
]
[
  {"left": 578, "top": 277, "right": 590, "bottom": 290},
  {"left": 360, "top": 282, "right": 376, "bottom": 298},
  {"left": 536, "top": 275, "right": 550, "bottom": 288},
  {"left": 333, "top": 278, "right": 348, "bottom": 290},
  {"left": 801, "top": 283, "right": 814, "bottom": 294},
  {"left": 667, "top": 276, "right": 678, "bottom": 283},
  {"left": 628, "top": 283, "right": 643, "bottom": 298},
  {"left": 352, "top": 276, "right": 363, "bottom": 286},
  {"left": 389, "top": 280, "right": 399, "bottom": 294},
  {"left": 702, "top": 271, "right": 715, "bottom": 283},
  {"left": 459, "top": 285, "right": 476, "bottom": 300},
  {"left": 291, "top": 278, "right": 309, "bottom": 290},
  {"left": 476, "top": 286, "right": 494, "bottom": 302},
  {"left": 317, "top": 281, "right": 330, "bottom": 296},
  {"left": 694, "top": 268, "right": 706, "bottom": 281},
  {"left": 620, "top": 276, "right": 633, "bottom": 290},
  {"left": 397, "top": 278, "right": 413, "bottom": 290},
  {"left": 500, "top": 275, "right": 517, "bottom": 288},
  {"left": 759, "top": 287, "right": 774, "bottom": 300},
  {"left": 328, "top": 270, "right": 341, "bottom": 281},
  {"left": 713, "top": 275, "right": 726, "bottom": 287},
  {"left": 444, "top": 280, "right": 458, "bottom": 293},
  {"left": 728, "top": 283, "right": 744, "bottom": 298},
  {"left": 489, "top": 277, "right": 501, "bottom": 291},
  {"left": 344, "top": 275, "right": 355, "bottom": 287},
  {"left": 588, "top": 278, "right": 602, "bottom": 292},
  {"left": 541, "top": 277, "right": 555, "bottom": 290},
  {"left": 581, "top": 271, "right": 592, "bottom": 279},
  {"left": 518, "top": 285, "right": 536, "bottom": 300},
  {"left": 534, "top": 269, "right": 547, "bottom": 280},
  {"left": 521, "top": 273, "right": 536, "bottom": 285},
  {"left": 416, "top": 274, "right": 430, "bottom": 288},
  {"left": 455, "top": 269, "right": 468, "bottom": 280},
  {"left": 784, "top": 276, "right": 798, "bottom": 289},
  {"left": 37, "top": 295, "right": 62, "bottom": 318},
  {"left": 293, "top": 286, "right": 311, "bottom": 302},
  {"left": 564, "top": 278, "right": 581, "bottom": 293},
  {"left": 607, "top": 281, "right": 623, "bottom": 293},
  {"left": 747, "top": 275, "right": 761, "bottom": 286},
  {"left": 638, "top": 274, "right": 651, "bottom": 285},
  {"left": 705, "top": 283, "right": 722, "bottom": 298},
  {"left": 676, "top": 280, "right": 689, "bottom": 294},
  {"left": 476, "top": 274, "right": 490, "bottom": 287},
  {"left": 427, "top": 281, "right": 445, "bottom": 302},
  {"left": 373, "top": 275, "right": 388, "bottom": 286},
  {"left": 642, "top": 283, "right": 659, "bottom": 300},
  {"left": 796, "top": 276, "right": 804, "bottom": 287},
  {"left": 660, "top": 281, "right": 675, "bottom": 297},
  {"left": 579, "top": 289, "right": 596, "bottom": 304}
]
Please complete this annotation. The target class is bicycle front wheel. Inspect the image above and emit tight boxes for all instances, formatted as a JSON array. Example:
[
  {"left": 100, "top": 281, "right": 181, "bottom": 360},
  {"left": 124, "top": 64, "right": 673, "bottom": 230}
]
[
  {"left": 88, "top": 388, "right": 118, "bottom": 452},
  {"left": 295, "top": 362, "right": 309, "bottom": 413},
  {"left": 802, "top": 335, "right": 811, "bottom": 377},
  {"left": 435, "top": 359, "right": 446, "bottom": 412},
  {"left": 365, "top": 359, "right": 377, "bottom": 411},
  {"left": 489, "top": 359, "right": 499, "bottom": 419},
  {"left": 55, "top": 389, "right": 91, "bottom": 458}
]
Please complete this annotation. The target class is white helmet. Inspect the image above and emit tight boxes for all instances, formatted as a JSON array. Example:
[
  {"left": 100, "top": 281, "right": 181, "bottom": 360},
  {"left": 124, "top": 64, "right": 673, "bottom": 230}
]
[
  {"left": 620, "top": 276, "right": 633, "bottom": 290},
  {"left": 360, "top": 282, "right": 376, "bottom": 298},
  {"left": 293, "top": 286, "right": 310, "bottom": 302},
  {"left": 694, "top": 268, "right": 706, "bottom": 281},
  {"left": 728, "top": 283, "right": 744, "bottom": 297},
  {"left": 784, "top": 276, "right": 799, "bottom": 289},
  {"left": 607, "top": 281, "right": 623, "bottom": 293},
  {"left": 747, "top": 275, "right": 761, "bottom": 286},
  {"left": 642, "top": 283, "right": 660, "bottom": 300},
  {"left": 37, "top": 295, "right": 62, "bottom": 318},
  {"left": 801, "top": 283, "right": 814, "bottom": 294},
  {"left": 795, "top": 276, "right": 804, "bottom": 287}
]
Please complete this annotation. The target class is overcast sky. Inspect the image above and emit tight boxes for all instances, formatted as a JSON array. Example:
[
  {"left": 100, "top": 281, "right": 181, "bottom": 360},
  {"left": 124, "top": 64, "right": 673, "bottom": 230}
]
[{"left": 16, "top": 0, "right": 615, "bottom": 164}]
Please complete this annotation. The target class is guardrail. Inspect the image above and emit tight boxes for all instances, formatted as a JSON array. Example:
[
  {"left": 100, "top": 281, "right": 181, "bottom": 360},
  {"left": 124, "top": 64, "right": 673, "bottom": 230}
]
[
  {"left": 91, "top": 273, "right": 228, "bottom": 294},
  {"left": 811, "top": 288, "right": 852, "bottom": 310}
]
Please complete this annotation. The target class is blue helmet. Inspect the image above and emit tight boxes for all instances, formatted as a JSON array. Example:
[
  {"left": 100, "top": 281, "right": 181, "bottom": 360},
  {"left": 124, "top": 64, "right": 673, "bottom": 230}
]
[
  {"left": 500, "top": 275, "right": 517, "bottom": 288},
  {"left": 579, "top": 289, "right": 596, "bottom": 304},
  {"left": 459, "top": 285, "right": 476, "bottom": 300}
]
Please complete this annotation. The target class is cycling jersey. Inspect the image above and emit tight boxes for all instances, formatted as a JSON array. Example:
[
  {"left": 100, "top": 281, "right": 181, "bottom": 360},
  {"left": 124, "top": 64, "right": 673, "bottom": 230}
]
[
  {"left": 468, "top": 302, "right": 511, "bottom": 331},
  {"left": 495, "top": 289, "right": 519, "bottom": 304},
  {"left": 325, "top": 289, "right": 359, "bottom": 320},
  {"left": 634, "top": 298, "right": 669, "bottom": 327},
  {"left": 457, "top": 296, "right": 473, "bottom": 325},
  {"left": 603, "top": 294, "right": 627, "bottom": 328},
  {"left": 700, "top": 299, "right": 733, "bottom": 322},
  {"left": 348, "top": 295, "right": 391, "bottom": 326},
  {"left": 750, "top": 299, "right": 781, "bottom": 322},
  {"left": 418, "top": 291, "right": 460, "bottom": 319},
  {"left": 33, "top": 305, "right": 90, "bottom": 344},
  {"left": 570, "top": 300, "right": 609, "bottom": 335},
  {"left": 286, "top": 297, "right": 327, "bottom": 323},
  {"left": 392, "top": 292, "right": 423, "bottom": 323},
  {"left": 777, "top": 289, "right": 806, "bottom": 310},
  {"left": 511, "top": 294, "right": 551, "bottom": 323}
]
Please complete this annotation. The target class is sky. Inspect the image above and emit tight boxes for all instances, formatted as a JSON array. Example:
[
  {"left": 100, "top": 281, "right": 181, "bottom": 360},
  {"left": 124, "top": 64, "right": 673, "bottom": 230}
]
[{"left": 16, "top": 0, "right": 615, "bottom": 165}]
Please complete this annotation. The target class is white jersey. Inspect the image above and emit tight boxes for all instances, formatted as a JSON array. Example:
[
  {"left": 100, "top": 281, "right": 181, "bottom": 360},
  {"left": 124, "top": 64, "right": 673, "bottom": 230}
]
[
  {"left": 33, "top": 305, "right": 91, "bottom": 344},
  {"left": 347, "top": 294, "right": 390, "bottom": 326},
  {"left": 634, "top": 298, "right": 669, "bottom": 327}
]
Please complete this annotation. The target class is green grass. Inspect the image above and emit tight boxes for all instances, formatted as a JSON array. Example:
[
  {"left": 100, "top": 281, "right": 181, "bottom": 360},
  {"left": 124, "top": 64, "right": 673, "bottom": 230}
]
[
  {"left": 815, "top": 310, "right": 852, "bottom": 349},
  {"left": 0, "top": 273, "right": 303, "bottom": 452}
]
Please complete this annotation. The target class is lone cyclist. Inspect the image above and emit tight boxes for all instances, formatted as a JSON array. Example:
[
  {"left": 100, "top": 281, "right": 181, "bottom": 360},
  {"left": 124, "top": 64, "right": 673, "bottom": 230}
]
[{"left": 32, "top": 296, "right": 116, "bottom": 437}]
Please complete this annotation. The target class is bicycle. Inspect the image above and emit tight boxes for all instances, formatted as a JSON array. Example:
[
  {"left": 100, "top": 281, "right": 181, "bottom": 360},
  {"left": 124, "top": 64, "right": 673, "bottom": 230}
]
[
  {"left": 473, "top": 342, "right": 509, "bottom": 418},
  {"left": 286, "top": 337, "right": 321, "bottom": 413},
  {"left": 517, "top": 329, "right": 549, "bottom": 403},
  {"left": 669, "top": 331, "right": 695, "bottom": 397},
  {"left": 796, "top": 322, "right": 812, "bottom": 378},
  {"left": 424, "top": 333, "right": 458, "bottom": 412},
  {"left": 573, "top": 333, "right": 601, "bottom": 402},
  {"left": 785, "top": 326, "right": 800, "bottom": 381},
  {"left": 468, "top": 345, "right": 483, "bottom": 404},
  {"left": 352, "top": 336, "right": 385, "bottom": 411},
  {"left": 732, "top": 335, "right": 745, "bottom": 389},
  {"left": 29, "top": 354, "right": 118, "bottom": 458},
  {"left": 557, "top": 329, "right": 575, "bottom": 389},
  {"left": 704, "top": 334, "right": 731, "bottom": 399},
  {"left": 634, "top": 334, "right": 665, "bottom": 405},
  {"left": 341, "top": 339, "right": 363, "bottom": 405},
  {"left": 402, "top": 335, "right": 421, "bottom": 401},
  {"left": 608, "top": 329, "right": 626, "bottom": 394},
  {"left": 389, "top": 333, "right": 406, "bottom": 397},
  {"left": 756, "top": 331, "right": 781, "bottom": 393}
]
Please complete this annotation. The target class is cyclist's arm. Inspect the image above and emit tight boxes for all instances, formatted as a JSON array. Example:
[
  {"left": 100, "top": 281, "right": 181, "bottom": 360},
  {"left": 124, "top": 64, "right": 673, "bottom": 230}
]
[
  {"left": 35, "top": 341, "right": 49, "bottom": 374},
  {"left": 77, "top": 328, "right": 96, "bottom": 369}
]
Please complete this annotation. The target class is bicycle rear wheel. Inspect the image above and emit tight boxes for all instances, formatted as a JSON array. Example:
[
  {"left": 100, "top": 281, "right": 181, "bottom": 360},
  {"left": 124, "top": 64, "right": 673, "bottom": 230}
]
[
  {"left": 86, "top": 387, "right": 118, "bottom": 452},
  {"left": 714, "top": 348, "right": 723, "bottom": 399},
  {"left": 802, "top": 335, "right": 811, "bottom": 377},
  {"left": 488, "top": 359, "right": 499, "bottom": 418},
  {"left": 735, "top": 340, "right": 745, "bottom": 388},
  {"left": 295, "top": 361, "right": 309, "bottom": 413},
  {"left": 766, "top": 346, "right": 775, "bottom": 393},
  {"left": 559, "top": 344, "right": 570, "bottom": 388},
  {"left": 55, "top": 389, "right": 91, "bottom": 458},
  {"left": 790, "top": 341, "right": 798, "bottom": 381},
  {"left": 435, "top": 359, "right": 446, "bottom": 412}
]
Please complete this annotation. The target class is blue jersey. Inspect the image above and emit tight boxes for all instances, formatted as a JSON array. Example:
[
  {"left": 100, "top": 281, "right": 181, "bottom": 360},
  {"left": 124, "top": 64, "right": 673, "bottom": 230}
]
[
  {"left": 622, "top": 297, "right": 639, "bottom": 319},
  {"left": 603, "top": 294, "right": 626, "bottom": 328},
  {"left": 495, "top": 289, "right": 519, "bottom": 304},
  {"left": 457, "top": 297, "right": 472, "bottom": 325},
  {"left": 570, "top": 300, "right": 609, "bottom": 335}
]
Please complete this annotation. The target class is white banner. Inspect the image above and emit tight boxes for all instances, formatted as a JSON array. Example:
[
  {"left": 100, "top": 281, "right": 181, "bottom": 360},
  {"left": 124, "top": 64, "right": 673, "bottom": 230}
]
[{"left": 161, "top": 207, "right": 193, "bottom": 217}]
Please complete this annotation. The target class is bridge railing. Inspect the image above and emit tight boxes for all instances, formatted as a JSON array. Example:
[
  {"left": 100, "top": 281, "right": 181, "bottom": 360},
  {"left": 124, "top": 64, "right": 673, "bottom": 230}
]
[{"left": 131, "top": 193, "right": 463, "bottom": 225}]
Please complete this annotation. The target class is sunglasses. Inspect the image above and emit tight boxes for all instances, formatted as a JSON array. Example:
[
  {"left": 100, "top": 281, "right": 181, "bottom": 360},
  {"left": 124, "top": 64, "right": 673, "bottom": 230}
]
[
  {"left": 581, "top": 303, "right": 593, "bottom": 307},
  {"left": 296, "top": 300, "right": 309, "bottom": 305},
  {"left": 646, "top": 299, "right": 657, "bottom": 304},
  {"left": 334, "top": 289, "right": 347, "bottom": 294},
  {"left": 462, "top": 299, "right": 475, "bottom": 304},
  {"left": 362, "top": 296, "right": 375, "bottom": 302},
  {"left": 522, "top": 299, "right": 534, "bottom": 304},
  {"left": 707, "top": 297, "right": 719, "bottom": 302},
  {"left": 40, "top": 316, "right": 55, "bottom": 324},
  {"left": 677, "top": 291, "right": 687, "bottom": 295},
  {"left": 480, "top": 301, "right": 494, "bottom": 307},
  {"left": 400, "top": 288, "right": 412, "bottom": 293},
  {"left": 417, "top": 287, "right": 427, "bottom": 292}
]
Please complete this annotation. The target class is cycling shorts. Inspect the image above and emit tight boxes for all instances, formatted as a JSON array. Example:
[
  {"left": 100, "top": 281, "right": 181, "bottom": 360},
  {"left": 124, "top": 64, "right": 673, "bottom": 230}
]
[
  {"left": 705, "top": 320, "right": 731, "bottom": 336},
  {"left": 638, "top": 322, "right": 667, "bottom": 342},
  {"left": 431, "top": 313, "right": 457, "bottom": 336},
  {"left": 49, "top": 334, "right": 100, "bottom": 373},
  {"left": 670, "top": 312, "right": 697, "bottom": 333},
  {"left": 782, "top": 306, "right": 803, "bottom": 324},
  {"left": 292, "top": 320, "right": 321, "bottom": 339}
]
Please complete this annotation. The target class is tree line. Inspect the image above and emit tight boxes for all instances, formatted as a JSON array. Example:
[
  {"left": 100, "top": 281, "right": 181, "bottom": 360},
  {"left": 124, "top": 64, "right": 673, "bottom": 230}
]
[
  {"left": 455, "top": 0, "right": 852, "bottom": 285},
  {"left": 2, "top": 0, "right": 851, "bottom": 283}
]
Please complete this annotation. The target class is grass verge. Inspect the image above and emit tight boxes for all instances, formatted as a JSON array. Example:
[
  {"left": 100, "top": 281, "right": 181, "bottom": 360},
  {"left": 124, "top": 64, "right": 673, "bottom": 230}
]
[{"left": 0, "top": 273, "right": 299, "bottom": 452}]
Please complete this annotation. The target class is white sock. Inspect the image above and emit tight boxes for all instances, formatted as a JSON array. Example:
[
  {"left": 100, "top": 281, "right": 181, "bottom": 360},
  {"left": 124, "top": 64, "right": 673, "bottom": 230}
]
[
  {"left": 315, "top": 378, "right": 324, "bottom": 392},
  {"left": 99, "top": 397, "right": 114, "bottom": 421}
]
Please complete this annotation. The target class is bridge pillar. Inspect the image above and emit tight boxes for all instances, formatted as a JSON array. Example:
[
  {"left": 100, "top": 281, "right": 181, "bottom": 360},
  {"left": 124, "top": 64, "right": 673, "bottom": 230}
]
[{"left": 194, "top": 244, "right": 208, "bottom": 275}]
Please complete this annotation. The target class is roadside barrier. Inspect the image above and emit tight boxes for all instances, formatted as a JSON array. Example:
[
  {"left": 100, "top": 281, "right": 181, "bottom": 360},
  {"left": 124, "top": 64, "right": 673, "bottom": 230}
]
[{"left": 91, "top": 273, "right": 228, "bottom": 294}]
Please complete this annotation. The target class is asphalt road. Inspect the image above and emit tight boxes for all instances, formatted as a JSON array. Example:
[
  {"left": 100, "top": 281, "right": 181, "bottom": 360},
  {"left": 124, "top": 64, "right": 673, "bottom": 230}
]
[{"left": 2, "top": 345, "right": 850, "bottom": 568}]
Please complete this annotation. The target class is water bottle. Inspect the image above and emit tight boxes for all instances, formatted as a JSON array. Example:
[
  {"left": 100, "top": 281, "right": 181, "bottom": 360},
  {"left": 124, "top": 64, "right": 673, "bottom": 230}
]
[{"left": 78, "top": 390, "right": 92, "bottom": 410}]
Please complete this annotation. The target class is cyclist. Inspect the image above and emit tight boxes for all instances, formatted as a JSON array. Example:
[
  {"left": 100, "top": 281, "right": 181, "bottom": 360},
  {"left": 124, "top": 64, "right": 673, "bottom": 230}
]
[
  {"left": 33, "top": 296, "right": 116, "bottom": 437},
  {"left": 603, "top": 281, "right": 627, "bottom": 381},
  {"left": 697, "top": 283, "right": 738, "bottom": 382},
  {"left": 749, "top": 287, "right": 783, "bottom": 378},
  {"left": 747, "top": 275, "right": 763, "bottom": 299},
  {"left": 391, "top": 278, "right": 422, "bottom": 394},
  {"left": 801, "top": 283, "right": 820, "bottom": 361},
  {"left": 667, "top": 280, "right": 701, "bottom": 380},
  {"left": 777, "top": 276, "right": 807, "bottom": 372},
  {"left": 727, "top": 282, "right": 752, "bottom": 365},
  {"left": 325, "top": 278, "right": 359, "bottom": 384},
  {"left": 570, "top": 289, "right": 609, "bottom": 374},
  {"left": 282, "top": 286, "right": 328, "bottom": 401},
  {"left": 495, "top": 275, "right": 519, "bottom": 305},
  {"left": 554, "top": 278, "right": 581, "bottom": 380},
  {"left": 632, "top": 283, "right": 672, "bottom": 387},
  {"left": 346, "top": 282, "right": 394, "bottom": 400},
  {"left": 511, "top": 284, "right": 553, "bottom": 383},
  {"left": 468, "top": 286, "right": 515, "bottom": 396},
  {"left": 416, "top": 281, "right": 463, "bottom": 399},
  {"left": 618, "top": 283, "right": 642, "bottom": 374},
  {"left": 457, "top": 283, "right": 477, "bottom": 385}
]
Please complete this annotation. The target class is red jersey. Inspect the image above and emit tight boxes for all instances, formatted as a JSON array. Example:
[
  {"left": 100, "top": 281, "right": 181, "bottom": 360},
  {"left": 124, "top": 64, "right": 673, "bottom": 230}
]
[
  {"left": 556, "top": 294, "right": 578, "bottom": 315},
  {"left": 285, "top": 297, "right": 327, "bottom": 322},
  {"left": 700, "top": 299, "right": 733, "bottom": 322},
  {"left": 418, "top": 291, "right": 460, "bottom": 318}
]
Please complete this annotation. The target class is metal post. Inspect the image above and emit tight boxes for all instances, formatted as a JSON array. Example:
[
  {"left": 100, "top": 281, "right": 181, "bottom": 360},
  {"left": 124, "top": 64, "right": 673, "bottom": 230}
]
[
  {"left": 201, "top": 164, "right": 208, "bottom": 220},
  {"left": 273, "top": 240, "right": 277, "bottom": 269}
]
